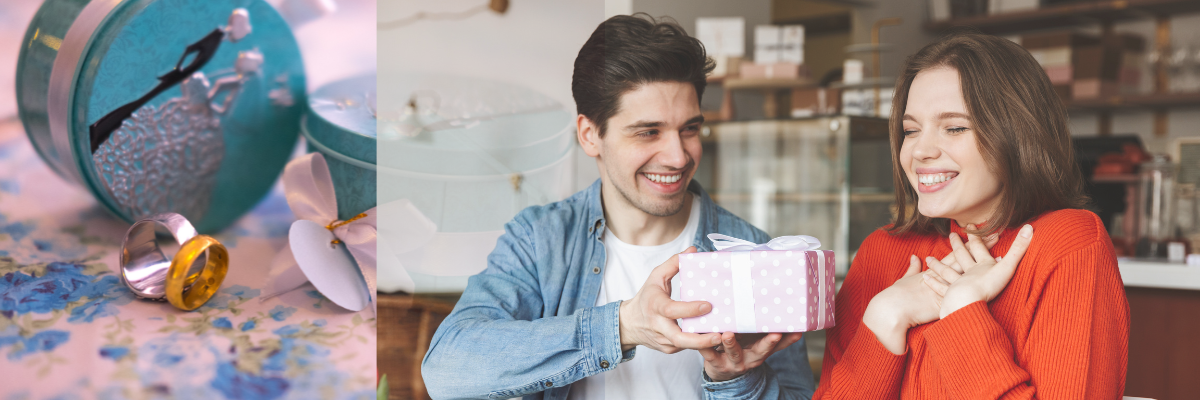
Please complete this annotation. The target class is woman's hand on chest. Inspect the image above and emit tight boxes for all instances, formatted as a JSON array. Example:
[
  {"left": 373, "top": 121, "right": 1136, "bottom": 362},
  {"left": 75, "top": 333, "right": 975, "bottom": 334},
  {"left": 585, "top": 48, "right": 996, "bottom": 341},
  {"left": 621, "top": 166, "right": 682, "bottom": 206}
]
[{"left": 922, "top": 224, "right": 1034, "bottom": 319}]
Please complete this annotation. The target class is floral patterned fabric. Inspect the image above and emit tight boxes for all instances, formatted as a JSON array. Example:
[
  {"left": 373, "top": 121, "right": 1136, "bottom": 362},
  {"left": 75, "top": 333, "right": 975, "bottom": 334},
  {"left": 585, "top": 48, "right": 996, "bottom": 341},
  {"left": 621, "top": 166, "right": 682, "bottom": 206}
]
[{"left": 0, "top": 124, "right": 376, "bottom": 400}]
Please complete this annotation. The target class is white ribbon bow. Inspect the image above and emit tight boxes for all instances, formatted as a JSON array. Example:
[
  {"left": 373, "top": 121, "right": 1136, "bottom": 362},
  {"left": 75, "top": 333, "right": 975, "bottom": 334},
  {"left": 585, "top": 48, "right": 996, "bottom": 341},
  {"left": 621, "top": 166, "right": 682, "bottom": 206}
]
[
  {"left": 708, "top": 233, "right": 821, "bottom": 252},
  {"left": 265, "top": 152, "right": 378, "bottom": 311}
]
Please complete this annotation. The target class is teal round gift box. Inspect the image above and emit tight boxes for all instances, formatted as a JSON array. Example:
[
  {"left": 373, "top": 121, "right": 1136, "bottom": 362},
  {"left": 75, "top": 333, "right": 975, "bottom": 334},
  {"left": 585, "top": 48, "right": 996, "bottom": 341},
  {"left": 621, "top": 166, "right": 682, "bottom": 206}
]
[
  {"left": 16, "top": 0, "right": 306, "bottom": 233},
  {"left": 301, "top": 73, "right": 376, "bottom": 221}
]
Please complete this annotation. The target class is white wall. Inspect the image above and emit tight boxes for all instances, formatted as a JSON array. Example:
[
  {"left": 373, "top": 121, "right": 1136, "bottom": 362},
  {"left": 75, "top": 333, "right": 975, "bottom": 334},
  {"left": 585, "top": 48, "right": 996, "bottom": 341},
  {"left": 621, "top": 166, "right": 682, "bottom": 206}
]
[{"left": 378, "top": 0, "right": 604, "bottom": 114}]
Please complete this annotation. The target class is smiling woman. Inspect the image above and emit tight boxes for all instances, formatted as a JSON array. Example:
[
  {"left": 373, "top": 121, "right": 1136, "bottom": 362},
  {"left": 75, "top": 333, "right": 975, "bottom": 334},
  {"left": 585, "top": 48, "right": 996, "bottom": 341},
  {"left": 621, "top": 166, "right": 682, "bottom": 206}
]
[{"left": 812, "top": 31, "right": 1129, "bottom": 399}]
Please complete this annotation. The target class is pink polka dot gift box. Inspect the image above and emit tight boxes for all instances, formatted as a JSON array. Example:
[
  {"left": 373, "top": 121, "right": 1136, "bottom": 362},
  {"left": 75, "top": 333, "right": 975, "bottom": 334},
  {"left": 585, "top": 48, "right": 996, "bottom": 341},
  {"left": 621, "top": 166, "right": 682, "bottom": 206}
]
[{"left": 679, "top": 234, "right": 836, "bottom": 334}]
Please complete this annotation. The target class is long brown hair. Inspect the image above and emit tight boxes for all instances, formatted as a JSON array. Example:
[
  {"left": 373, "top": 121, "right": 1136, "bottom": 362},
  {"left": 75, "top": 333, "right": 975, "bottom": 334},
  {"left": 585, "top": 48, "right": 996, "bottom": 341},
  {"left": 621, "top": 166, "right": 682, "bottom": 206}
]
[{"left": 887, "top": 30, "right": 1089, "bottom": 237}]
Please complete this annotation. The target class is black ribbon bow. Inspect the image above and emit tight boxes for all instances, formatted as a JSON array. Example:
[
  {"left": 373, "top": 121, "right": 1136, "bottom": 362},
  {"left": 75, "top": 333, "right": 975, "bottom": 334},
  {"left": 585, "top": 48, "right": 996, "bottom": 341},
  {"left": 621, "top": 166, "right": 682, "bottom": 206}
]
[{"left": 88, "top": 28, "right": 225, "bottom": 154}]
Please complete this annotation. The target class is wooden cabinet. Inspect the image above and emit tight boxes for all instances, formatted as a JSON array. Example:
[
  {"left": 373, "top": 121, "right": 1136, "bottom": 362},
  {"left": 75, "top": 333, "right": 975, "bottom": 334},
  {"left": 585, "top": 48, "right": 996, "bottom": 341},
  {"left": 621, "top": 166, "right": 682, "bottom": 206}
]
[
  {"left": 378, "top": 293, "right": 460, "bottom": 400},
  {"left": 1125, "top": 286, "right": 1200, "bottom": 400}
]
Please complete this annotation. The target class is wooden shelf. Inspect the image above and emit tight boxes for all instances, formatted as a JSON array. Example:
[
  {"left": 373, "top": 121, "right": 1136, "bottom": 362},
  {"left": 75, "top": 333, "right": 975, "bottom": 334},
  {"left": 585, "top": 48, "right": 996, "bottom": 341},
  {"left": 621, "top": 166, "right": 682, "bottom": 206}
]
[
  {"left": 924, "top": 0, "right": 1200, "bottom": 35},
  {"left": 722, "top": 77, "right": 817, "bottom": 90},
  {"left": 1092, "top": 173, "right": 1140, "bottom": 184},
  {"left": 1067, "top": 91, "right": 1200, "bottom": 111}
]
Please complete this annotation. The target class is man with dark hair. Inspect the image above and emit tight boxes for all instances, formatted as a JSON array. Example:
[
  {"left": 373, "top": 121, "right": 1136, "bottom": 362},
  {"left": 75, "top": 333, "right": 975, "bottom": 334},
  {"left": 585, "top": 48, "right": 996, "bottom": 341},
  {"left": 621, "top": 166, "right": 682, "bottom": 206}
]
[{"left": 422, "top": 14, "right": 815, "bottom": 399}]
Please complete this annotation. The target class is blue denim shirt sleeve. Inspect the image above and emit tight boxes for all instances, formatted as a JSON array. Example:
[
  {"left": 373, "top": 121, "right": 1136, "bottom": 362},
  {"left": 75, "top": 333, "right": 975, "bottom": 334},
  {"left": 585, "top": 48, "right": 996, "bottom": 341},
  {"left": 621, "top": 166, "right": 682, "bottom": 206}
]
[
  {"left": 695, "top": 213, "right": 817, "bottom": 400},
  {"left": 421, "top": 212, "right": 626, "bottom": 400}
]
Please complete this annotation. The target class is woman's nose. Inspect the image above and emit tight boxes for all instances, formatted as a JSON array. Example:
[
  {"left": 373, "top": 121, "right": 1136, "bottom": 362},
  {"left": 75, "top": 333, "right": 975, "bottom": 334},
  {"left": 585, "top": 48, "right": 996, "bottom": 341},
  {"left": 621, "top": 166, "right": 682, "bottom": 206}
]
[{"left": 909, "top": 129, "right": 941, "bottom": 161}]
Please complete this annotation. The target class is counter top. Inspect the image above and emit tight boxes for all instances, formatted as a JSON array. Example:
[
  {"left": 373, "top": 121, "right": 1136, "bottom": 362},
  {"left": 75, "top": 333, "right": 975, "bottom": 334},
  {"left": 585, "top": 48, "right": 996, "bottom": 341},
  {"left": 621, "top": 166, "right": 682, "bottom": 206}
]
[{"left": 1119, "top": 259, "right": 1200, "bottom": 291}]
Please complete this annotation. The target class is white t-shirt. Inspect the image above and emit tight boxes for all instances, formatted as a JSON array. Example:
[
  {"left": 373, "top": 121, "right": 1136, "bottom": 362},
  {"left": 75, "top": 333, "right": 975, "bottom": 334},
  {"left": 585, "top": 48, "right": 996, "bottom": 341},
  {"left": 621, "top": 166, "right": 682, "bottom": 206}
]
[{"left": 568, "top": 195, "right": 703, "bottom": 400}]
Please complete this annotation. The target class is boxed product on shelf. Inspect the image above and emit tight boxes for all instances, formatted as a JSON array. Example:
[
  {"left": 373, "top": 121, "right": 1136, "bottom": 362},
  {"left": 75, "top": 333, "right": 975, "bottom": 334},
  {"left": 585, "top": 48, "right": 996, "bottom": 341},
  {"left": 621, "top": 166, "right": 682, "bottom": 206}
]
[
  {"left": 1022, "top": 31, "right": 1101, "bottom": 85},
  {"left": 1071, "top": 33, "right": 1145, "bottom": 99},
  {"left": 755, "top": 24, "right": 804, "bottom": 65},
  {"left": 791, "top": 87, "right": 840, "bottom": 118},
  {"left": 741, "top": 62, "right": 806, "bottom": 79}
]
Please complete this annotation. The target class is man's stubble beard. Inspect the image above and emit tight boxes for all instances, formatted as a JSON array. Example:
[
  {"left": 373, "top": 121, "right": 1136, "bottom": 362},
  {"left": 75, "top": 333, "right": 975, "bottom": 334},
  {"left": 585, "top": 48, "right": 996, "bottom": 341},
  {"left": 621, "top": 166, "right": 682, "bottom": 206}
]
[{"left": 609, "top": 163, "right": 694, "bottom": 218}]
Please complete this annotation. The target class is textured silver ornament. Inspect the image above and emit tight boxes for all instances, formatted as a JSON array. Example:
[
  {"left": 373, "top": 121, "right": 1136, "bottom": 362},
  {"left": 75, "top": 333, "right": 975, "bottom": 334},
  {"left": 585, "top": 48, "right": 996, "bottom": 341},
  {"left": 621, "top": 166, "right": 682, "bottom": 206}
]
[{"left": 92, "top": 72, "right": 225, "bottom": 222}]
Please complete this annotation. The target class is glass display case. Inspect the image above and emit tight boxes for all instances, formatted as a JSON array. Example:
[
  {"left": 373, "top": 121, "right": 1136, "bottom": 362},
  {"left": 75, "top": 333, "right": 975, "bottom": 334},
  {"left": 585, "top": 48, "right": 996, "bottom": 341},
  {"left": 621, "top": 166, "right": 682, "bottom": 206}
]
[{"left": 700, "top": 116, "right": 893, "bottom": 275}]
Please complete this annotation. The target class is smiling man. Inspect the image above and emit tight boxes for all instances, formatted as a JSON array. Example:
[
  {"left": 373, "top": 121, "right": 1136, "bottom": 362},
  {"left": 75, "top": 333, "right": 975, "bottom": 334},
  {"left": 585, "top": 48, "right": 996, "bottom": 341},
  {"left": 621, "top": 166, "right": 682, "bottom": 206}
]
[{"left": 421, "top": 14, "right": 815, "bottom": 400}]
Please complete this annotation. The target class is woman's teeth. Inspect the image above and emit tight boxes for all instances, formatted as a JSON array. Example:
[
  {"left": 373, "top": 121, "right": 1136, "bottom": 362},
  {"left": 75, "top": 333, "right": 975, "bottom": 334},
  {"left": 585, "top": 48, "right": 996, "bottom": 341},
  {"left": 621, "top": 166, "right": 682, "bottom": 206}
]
[
  {"left": 918, "top": 173, "right": 956, "bottom": 186},
  {"left": 646, "top": 173, "right": 681, "bottom": 184}
]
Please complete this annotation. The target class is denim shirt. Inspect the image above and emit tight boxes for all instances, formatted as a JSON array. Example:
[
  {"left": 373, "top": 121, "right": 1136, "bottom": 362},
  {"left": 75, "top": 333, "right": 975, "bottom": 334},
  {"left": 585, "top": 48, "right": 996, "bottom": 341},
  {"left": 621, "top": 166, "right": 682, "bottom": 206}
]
[{"left": 422, "top": 180, "right": 816, "bottom": 400}]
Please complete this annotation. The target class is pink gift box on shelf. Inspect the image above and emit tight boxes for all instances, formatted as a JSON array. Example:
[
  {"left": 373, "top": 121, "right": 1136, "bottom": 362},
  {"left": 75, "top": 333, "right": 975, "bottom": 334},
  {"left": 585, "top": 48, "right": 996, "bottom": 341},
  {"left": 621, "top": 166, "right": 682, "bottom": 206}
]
[{"left": 679, "top": 234, "right": 835, "bottom": 334}]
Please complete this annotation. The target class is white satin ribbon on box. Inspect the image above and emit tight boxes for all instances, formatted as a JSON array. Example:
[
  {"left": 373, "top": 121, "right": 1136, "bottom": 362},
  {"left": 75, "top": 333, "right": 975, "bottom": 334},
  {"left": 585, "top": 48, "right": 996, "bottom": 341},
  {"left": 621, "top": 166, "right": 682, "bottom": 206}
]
[
  {"left": 708, "top": 233, "right": 822, "bottom": 333},
  {"left": 708, "top": 233, "right": 821, "bottom": 252},
  {"left": 264, "top": 152, "right": 394, "bottom": 312}
]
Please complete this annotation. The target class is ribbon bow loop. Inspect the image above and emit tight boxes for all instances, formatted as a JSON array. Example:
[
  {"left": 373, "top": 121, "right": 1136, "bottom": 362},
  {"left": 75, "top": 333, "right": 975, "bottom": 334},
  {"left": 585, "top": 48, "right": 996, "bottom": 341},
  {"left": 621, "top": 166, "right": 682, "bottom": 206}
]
[
  {"left": 707, "top": 233, "right": 821, "bottom": 252},
  {"left": 266, "top": 152, "right": 379, "bottom": 313}
]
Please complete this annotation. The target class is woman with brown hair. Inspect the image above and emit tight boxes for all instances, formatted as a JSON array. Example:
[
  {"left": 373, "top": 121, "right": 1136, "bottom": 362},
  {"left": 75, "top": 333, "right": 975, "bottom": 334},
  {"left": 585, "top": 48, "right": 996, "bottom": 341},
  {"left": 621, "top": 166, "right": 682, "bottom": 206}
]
[{"left": 813, "top": 31, "right": 1128, "bottom": 399}]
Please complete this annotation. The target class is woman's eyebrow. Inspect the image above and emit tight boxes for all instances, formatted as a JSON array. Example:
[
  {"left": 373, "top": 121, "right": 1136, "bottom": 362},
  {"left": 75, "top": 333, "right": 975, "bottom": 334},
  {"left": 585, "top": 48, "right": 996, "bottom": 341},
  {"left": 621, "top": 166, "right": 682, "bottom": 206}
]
[{"left": 938, "top": 112, "right": 970, "bottom": 120}]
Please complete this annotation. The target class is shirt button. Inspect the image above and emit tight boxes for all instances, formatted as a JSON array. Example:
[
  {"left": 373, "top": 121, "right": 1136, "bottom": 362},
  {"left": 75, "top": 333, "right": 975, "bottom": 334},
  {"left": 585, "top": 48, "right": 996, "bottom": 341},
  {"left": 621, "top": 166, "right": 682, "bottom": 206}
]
[
  {"left": 600, "top": 360, "right": 610, "bottom": 368},
  {"left": 592, "top": 266, "right": 601, "bottom": 274},
  {"left": 545, "top": 382, "right": 553, "bottom": 387}
]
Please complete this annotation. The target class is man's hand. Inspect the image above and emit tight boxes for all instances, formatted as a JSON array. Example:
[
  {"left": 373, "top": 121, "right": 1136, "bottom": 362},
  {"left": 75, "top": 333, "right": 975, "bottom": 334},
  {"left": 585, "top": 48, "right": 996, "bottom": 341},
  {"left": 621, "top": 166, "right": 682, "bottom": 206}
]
[
  {"left": 619, "top": 247, "right": 722, "bottom": 353},
  {"left": 699, "top": 332, "right": 803, "bottom": 382}
]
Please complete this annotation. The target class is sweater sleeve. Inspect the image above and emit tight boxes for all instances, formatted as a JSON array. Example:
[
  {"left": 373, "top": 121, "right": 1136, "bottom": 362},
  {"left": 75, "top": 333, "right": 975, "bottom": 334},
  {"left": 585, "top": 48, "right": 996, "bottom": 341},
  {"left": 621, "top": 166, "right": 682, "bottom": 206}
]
[
  {"left": 920, "top": 239, "right": 1129, "bottom": 399},
  {"left": 812, "top": 233, "right": 911, "bottom": 399}
]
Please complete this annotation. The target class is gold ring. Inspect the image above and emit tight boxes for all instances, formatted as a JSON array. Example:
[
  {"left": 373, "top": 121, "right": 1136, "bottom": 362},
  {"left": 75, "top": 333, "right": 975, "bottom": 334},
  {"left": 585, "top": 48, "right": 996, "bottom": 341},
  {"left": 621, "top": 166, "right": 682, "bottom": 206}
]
[{"left": 165, "top": 235, "right": 229, "bottom": 311}]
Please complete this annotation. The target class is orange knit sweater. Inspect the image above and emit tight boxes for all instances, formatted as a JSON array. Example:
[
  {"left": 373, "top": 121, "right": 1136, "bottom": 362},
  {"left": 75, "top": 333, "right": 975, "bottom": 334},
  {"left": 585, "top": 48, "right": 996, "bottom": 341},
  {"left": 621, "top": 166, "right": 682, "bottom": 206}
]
[{"left": 813, "top": 209, "right": 1129, "bottom": 399}]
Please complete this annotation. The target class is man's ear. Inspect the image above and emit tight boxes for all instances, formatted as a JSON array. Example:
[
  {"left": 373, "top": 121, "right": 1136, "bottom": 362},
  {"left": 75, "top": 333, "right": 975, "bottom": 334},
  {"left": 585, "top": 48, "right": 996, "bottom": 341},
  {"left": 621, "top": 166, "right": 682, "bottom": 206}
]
[{"left": 577, "top": 114, "right": 602, "bottom": 158}]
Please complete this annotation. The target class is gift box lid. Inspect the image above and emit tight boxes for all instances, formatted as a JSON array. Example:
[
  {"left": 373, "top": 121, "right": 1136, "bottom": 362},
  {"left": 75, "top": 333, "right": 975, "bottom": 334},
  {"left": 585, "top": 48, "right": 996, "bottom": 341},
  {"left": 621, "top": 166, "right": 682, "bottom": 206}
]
[
  {"left": 304, "top": 73, "right": 376, "bottom": 165},
  {"left": 17, "top": 0, "right": 306, "bottom": 233}
]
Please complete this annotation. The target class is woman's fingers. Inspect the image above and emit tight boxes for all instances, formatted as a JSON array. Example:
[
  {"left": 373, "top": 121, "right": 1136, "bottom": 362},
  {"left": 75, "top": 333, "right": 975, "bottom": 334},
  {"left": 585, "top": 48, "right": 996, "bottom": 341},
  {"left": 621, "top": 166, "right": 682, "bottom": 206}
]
[
  {"left": 995, "top": 225, "right": 1033, "bottom": 276},
  {"left": 902, "top": 254, "right": 921, "bottom": 278},
  {"left": 926, "top": 269, "right": 951, "bottom": 286},
  {"left": 939, "top": 253, "right": 962, "bottom": 274},
  {"left": 948, "top": 233, "right": 979, "bottom": 272},
  {"left": 923, "top": 272, "right": 948, "bottom": 296},
  {"left": 965, "top": 233, "right": 992, "bottom": 262},
  {"left": 924, "top": 256, "right": 960, "bottom": 284}
]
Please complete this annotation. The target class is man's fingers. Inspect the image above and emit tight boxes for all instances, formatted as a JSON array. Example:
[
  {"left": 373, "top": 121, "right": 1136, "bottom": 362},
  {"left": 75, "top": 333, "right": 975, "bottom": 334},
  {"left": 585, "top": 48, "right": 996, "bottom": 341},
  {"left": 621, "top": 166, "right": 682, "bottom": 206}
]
[
  {"left": 769, "top": 332, "right": 803, "bottom": 355},
  {"left": 660, "top": 299, "right": 712, "bottom": 320},
  {"left": 741, "top": 333, "right": 780, "bottom": 364},
  {"left": 902, "top": 254, "right": 921, "bottom": 278},
  {"left": 698, "top": 346, "right": 720, "bottom": 362},
  {"left": 723, "top": 333, "right": 744, "bottom": 362},
  {"left": 650, "top": 252, "right": 683, "bottom": 284},
  {"left": 924, "top": 256, "right": 959, "bottom": 284},
  {"left": 938, "top": 253, "right": 961, "bottom": 273},
  {"left": 668, "top": 331, "right": 723, "bottom": 350}
]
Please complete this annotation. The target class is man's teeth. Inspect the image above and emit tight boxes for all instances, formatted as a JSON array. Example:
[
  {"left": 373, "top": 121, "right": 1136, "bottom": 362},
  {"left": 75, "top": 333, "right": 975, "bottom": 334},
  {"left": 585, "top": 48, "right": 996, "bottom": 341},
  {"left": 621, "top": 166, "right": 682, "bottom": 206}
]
[
  {"left": 918, "top": 173, "right": 956, "bottom": 186},
  {"left": 646, "top": 173, "right": 681, "bottom": 184}
]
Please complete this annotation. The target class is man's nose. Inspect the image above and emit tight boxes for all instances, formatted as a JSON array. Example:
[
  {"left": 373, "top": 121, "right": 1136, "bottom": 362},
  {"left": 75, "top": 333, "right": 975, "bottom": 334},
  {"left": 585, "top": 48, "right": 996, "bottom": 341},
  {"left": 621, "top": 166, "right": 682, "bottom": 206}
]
[{"left": 656, "top": 130, "right": 690, "bottom": 168}]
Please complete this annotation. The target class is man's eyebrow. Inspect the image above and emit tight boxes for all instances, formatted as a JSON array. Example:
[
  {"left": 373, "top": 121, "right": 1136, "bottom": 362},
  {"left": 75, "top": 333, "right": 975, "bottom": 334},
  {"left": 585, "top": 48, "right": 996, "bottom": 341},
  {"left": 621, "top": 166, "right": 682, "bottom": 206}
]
[
  {"left": 624, "top": 120, "right": 663, "bottom": 130},
  {"left": 624, "top": 115, "right": 705, "bottom": 130}
]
